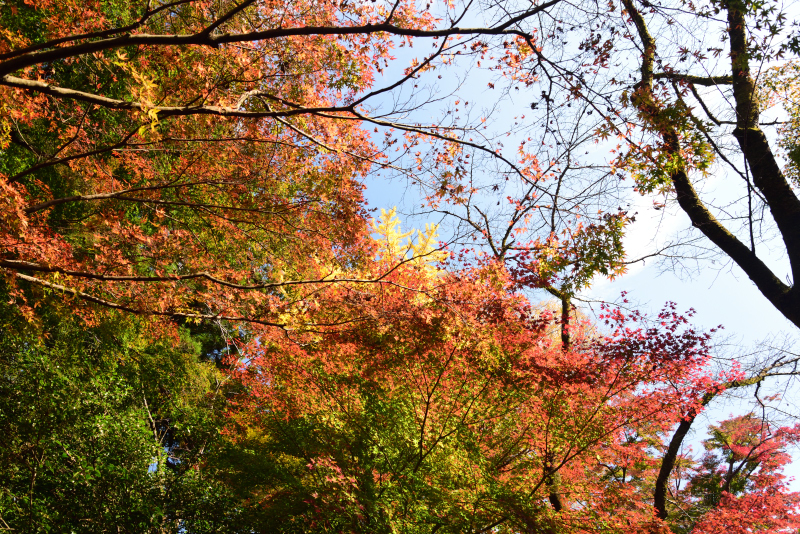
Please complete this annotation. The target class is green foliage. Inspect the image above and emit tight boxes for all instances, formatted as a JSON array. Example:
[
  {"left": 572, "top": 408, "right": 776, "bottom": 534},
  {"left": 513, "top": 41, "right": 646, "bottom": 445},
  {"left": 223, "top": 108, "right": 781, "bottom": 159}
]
[
  {"left": 761, "top": 63, "right": 800, "bottom": 186},
  {"left": 0, "top": 295, "right": 240, "bottom": 533}
]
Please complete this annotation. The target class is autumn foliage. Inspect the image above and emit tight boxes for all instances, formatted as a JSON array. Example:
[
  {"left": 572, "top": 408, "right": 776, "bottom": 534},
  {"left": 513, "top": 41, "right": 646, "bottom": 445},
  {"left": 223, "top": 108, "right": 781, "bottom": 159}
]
[
  {"left": 215, "top": 216, "right": 796, "bottom": 532},
  {"left": 227, "top": 259, "right": 714, "bottom": 531},
  {"left": 2, "top": 0, "right": 800, "bottom": 533}
]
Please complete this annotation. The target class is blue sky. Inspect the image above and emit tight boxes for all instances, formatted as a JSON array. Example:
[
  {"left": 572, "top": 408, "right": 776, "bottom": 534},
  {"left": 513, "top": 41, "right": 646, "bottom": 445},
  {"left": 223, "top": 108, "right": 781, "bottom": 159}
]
[{"left": 355, "top": 1, "right": 800, "bottom": 487}]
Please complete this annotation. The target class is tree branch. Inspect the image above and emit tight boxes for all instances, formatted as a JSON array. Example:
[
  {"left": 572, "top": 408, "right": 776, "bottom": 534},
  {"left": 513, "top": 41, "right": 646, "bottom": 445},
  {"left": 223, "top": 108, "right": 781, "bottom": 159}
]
[
  {"left": 1, "top": 251, "right": 430, "bottom": 291},
  {"left": 725, "top": 1, "right": 800, "bottom": 288},
  {"left": 0, "top": 2, "right": 561, "bottom": 78},
  {"left": 13, "top": 272, "right": 287, "bottom": 327},
  {"left": 653, "top": 364, "right": 797, "bottom": 520},
  {"left": 622, "top": 0, "right": 797, "bottom": 327},
  {"left": 11, "top": 129, "right": 140, "bottom": 183},
  {"left": 653, "top": 73, "right": 733, "bottom": 86},
  {"left": 0, "top": 0, "right": 194, "bottom": 61},
  {"left": 1, "top": 75, "right": 351, "bottom": 118}
]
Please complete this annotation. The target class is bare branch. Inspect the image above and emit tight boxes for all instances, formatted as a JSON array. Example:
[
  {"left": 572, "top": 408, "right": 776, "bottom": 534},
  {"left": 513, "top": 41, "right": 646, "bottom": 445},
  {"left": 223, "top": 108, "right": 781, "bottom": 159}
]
[{"left": 653, "top": 73, "right": 733, "bottom": 86}]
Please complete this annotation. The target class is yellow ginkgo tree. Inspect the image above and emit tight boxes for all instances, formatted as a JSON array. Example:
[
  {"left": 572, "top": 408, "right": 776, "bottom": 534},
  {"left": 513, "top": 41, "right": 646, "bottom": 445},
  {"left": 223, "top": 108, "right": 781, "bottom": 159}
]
[{"left": 371, "top": 207, "right": 448, "bottom": 278}]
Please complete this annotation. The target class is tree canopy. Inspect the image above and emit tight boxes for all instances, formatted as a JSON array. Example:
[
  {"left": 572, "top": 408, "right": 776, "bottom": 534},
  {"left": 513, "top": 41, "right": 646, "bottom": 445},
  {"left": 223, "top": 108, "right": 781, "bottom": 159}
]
[{"left": 2, "top": 0, "right": 800, "bottom": 532}]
